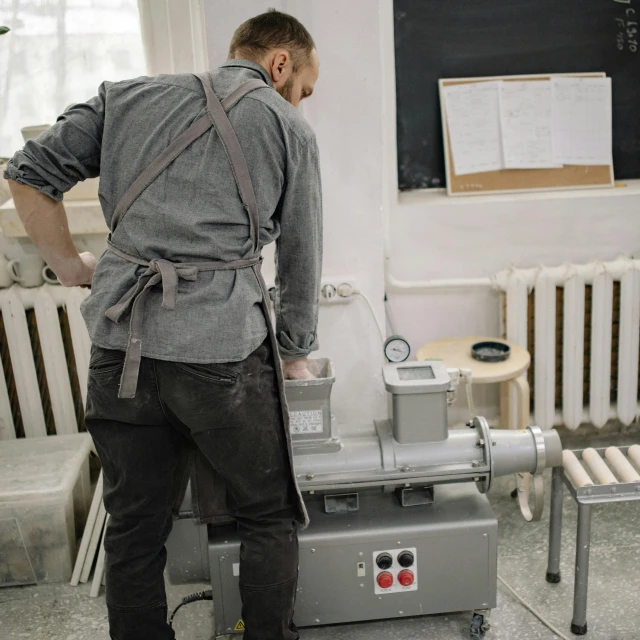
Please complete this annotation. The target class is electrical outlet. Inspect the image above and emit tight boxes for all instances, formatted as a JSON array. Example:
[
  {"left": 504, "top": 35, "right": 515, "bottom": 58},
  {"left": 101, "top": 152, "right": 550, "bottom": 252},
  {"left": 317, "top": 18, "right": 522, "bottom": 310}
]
[
  {"left": 320, "top": 276, "right": 358, "bottom": 304},
  {"left": 264, "top": 276, "right": 358, "bottom": 305}
]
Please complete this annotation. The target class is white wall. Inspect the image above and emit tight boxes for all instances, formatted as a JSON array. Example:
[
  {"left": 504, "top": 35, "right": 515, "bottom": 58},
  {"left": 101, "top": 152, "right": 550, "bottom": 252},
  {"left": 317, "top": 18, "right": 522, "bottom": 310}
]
[
  {"left": 387, "top": 187, "right": 640, "bottom": 348},
  {"left": 204, "top": 0, "right": 387, "bottom": 433}
]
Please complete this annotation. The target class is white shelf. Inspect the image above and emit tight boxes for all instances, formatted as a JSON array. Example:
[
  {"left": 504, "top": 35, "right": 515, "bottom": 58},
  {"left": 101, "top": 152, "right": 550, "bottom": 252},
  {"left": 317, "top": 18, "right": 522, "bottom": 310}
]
[{"left": 398, "top": 178, "right": 640, "bottom": 207}]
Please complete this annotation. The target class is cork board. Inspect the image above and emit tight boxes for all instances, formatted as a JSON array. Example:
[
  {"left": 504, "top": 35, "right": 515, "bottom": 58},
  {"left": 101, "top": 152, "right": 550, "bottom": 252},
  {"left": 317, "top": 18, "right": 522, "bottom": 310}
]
[{"left": 439, "top": 73, "right": 614, "bottom": 196}]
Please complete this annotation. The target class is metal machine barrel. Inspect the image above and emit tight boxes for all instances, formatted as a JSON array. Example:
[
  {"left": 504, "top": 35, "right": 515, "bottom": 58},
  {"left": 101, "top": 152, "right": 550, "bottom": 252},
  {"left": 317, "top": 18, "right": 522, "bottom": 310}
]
[
  {"left": 295, "top": 425, "right": 561, "bottom": 480},
  {"left": 294, "top": 421, "right": 561, "bottom": 493}
]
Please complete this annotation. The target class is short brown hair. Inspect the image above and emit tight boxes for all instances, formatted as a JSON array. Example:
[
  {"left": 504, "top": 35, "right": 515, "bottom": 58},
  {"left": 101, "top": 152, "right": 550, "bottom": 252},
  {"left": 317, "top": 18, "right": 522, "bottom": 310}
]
[{"left": 229, "top": 9, "right": 315, "bottom": 70}]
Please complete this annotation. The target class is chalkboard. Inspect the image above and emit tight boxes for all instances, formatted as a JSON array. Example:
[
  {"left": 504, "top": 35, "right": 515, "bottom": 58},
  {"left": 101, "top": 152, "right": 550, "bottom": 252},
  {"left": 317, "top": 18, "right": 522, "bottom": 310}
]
[{"left": 394, "top": 0, "right": 640, "bottom": 191}]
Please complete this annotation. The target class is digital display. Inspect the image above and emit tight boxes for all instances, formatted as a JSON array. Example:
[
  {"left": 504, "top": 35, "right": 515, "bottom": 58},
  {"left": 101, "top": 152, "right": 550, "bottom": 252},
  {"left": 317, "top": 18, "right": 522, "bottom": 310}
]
[{"left": 397, "top": 366, "right": 435, "bottom": 381}]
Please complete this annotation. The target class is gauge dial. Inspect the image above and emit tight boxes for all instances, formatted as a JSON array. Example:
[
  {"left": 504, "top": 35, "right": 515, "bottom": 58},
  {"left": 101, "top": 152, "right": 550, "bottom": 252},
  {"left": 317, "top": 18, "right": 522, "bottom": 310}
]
[{"left": 384, "top": 335, "right": 411, "bottom": 363}]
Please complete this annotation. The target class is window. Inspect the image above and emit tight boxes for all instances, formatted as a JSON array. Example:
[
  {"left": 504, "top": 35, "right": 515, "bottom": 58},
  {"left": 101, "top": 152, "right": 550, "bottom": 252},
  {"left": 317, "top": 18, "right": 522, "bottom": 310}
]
[{"left": 0, "top": 0, "right": 147, "bottom": 159}]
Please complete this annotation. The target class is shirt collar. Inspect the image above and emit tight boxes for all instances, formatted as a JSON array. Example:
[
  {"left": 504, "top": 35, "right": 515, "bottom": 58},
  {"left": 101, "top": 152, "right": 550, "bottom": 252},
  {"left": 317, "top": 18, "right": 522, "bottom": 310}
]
[{"left": 220, "top": 60, "right": 274, "bottom": 88}]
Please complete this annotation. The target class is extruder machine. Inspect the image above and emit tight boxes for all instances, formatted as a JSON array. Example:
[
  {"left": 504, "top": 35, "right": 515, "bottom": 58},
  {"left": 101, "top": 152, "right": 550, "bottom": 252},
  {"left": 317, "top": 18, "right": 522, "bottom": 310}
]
[{"left": 167, "top": 359, "right": 562, "bottom": 639}]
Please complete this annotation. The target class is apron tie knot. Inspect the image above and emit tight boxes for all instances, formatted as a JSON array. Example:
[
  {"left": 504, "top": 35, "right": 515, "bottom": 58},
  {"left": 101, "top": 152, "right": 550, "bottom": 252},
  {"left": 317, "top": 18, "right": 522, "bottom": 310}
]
[
  {"left": 146, "top": 259, "right": 199, "bottom": 311},
  {"left": 102, "top": 242, "right": 262, "bottom": 400},
  {"left": 105, "top": 258, "right": 197, "bottom": 324},
  {"left": 103, "top": 256, "right": 203, "bottom": 398}
]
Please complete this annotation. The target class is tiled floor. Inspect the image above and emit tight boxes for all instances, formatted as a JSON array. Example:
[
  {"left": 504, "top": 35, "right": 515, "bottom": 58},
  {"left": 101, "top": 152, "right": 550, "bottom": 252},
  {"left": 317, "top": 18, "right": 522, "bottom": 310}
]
[{"left": 2, "top": 434, "right": 640, "bottom": 639}]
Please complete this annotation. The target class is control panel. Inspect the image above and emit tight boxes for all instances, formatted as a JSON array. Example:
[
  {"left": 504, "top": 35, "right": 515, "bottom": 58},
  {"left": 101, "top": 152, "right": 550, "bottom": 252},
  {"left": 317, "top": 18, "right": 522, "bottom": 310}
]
[{"left": 372, "top": 547, "right": 418, "bottom": 594}]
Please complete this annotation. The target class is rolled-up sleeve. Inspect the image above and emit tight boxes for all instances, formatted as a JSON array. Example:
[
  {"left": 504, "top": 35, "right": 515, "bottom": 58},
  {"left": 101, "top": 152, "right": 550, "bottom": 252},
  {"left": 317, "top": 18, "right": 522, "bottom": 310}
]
[
  {"left": 274, "top": 134, "right": 323, "bottom": 360},
  {"left": 3, "top": 82, "right": 109, "bottom": 201}
]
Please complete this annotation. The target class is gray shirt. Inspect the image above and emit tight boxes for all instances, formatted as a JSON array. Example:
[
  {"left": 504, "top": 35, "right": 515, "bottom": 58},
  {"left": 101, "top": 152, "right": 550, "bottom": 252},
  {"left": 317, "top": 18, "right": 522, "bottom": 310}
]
[{"left": 4, "top": 61, "right": 322, "bottom": 364}]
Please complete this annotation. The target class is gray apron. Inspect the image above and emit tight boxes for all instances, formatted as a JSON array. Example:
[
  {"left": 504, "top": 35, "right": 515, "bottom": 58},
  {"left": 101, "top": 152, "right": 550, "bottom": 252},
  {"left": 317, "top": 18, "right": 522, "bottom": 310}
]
[{"left": 103, "top": 72, "right": 309, "bottom": 528}]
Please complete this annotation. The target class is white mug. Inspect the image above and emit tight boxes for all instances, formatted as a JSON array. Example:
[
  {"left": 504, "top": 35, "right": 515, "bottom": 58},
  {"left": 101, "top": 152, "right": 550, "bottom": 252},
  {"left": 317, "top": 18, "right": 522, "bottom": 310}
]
[
  {"left": 8, "top": 255, "right": 45, "bottom": 288},
  {"left": 0, "top": 254, "right": 12, "bottom": 288},
  {"left": 42, "top": 265, "right": 60, "bottom": 285}
]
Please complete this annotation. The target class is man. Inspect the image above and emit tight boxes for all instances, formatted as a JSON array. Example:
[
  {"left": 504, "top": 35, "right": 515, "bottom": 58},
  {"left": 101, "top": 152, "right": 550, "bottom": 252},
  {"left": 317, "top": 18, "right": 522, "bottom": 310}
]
[{"left": 4, "top": 9, "right": 321, "bottom": 640}]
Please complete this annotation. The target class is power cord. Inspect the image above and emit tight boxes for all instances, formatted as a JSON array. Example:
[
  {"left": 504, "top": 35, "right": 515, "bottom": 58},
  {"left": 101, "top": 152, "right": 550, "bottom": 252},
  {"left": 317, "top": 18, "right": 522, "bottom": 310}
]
[
  {"left": 355, "top": 291, "right": 386, "bottom": 344},
  {"left": 167, "top": 578, "right": 568, "bottom": 638},
  {"left": 460, "top": 368, "right": 475, "bottom": 417},
  {"left": 334, "top": 283, "right": 386, "bottom": 345},
  {"left": 384, "top": 292, "right": 397, "bottom": 337},
  {"left": 169, "top": 580, "right": 568, "bottom": 638},
  {"left": 168, "top": 589, "right": 213, "bottom": 628},
  {"left": 497, "top": 575, "right": 572, "bottom": 640},
  {"left": 462, "top": 379, "right": 569, "bottom": 640}
]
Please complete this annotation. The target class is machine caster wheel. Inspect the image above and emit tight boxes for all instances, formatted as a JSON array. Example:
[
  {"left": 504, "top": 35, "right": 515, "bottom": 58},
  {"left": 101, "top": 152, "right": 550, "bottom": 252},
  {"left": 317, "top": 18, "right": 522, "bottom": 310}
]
[{"left": 470, "top": 613, "right": 489, "bottom": 639}]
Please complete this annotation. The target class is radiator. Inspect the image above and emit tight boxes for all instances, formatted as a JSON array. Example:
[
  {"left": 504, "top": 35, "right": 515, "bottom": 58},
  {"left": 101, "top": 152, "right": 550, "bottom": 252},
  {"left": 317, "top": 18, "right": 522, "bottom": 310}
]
[
  {"left": 493, "top": 257, "right": 640, "bottom": 430},
  {"left": 0, "top": 285, "right": 91, "bottom": 440}
]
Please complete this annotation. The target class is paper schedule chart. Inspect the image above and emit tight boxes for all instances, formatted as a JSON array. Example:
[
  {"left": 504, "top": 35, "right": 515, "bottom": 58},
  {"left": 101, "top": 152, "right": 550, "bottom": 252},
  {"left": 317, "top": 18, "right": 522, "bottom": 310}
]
[
  {"left": 499, "top": 81, "right": 560, "bottom": 169},
  {"left": 551, "top": 77, "right": 612, "bottom": 166},
  {"left": 442, "top": 81, "right": 504, "bottom": 176},
  {"left": 441, "top": 76, "right": 613, "bottom": 177}
]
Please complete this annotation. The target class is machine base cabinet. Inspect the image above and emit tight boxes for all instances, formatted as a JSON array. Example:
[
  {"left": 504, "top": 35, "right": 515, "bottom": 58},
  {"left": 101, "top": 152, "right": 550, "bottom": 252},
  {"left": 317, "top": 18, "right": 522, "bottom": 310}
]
[{"left": 209, "top": 483, "right": 497, "bottom": 637}]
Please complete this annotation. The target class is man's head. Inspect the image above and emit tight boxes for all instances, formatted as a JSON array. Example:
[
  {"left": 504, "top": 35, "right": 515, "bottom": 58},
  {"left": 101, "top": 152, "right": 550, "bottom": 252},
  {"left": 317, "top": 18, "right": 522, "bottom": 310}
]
[{"left": 229, "top": 9, "right": 319, "bottom": 108}]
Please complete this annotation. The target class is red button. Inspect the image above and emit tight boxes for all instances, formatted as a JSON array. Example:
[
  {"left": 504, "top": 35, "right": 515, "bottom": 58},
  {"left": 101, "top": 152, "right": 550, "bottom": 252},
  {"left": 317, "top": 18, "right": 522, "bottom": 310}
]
[
  {"left": 398, "top": 570, "right": 414, "bottom": 587},
  {"left": 376, "top": 571, "right": 394, "bottom": 589}
]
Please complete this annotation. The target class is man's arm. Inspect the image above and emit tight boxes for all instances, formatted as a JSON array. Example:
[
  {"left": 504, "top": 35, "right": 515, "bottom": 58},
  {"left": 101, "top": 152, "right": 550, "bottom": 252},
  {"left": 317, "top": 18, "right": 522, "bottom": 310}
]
[
  {"left": 275, "top": 134, "right": 323, "bottom": 380},
  {"left": 3, "top": 83, "right": 108, "bottom": 286},
  {"left": 8, "top": 181, "right": 95, "bottom": 286}
]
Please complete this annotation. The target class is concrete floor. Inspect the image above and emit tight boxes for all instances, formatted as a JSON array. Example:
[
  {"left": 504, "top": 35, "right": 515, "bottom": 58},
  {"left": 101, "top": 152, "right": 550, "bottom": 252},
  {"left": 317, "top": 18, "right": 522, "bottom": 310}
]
[{"left": 2, "top": 435, "right": 640, "bottom": 639}]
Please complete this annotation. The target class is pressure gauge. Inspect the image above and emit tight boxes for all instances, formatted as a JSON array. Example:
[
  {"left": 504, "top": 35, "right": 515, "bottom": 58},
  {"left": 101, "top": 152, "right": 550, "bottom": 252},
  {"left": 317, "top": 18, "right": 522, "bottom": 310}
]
[{"left": 384, "top": 335, "right": 411, "bottom": 363}]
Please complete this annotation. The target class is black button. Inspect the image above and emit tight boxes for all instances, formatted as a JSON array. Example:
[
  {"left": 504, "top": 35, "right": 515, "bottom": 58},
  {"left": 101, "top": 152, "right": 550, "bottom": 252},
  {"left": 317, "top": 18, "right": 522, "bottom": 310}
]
[
  {"left": 376, "top": 553, "right": 393, "bottom": 570},
  {"left": 398, "top": 551, "right": 414, "bottom": 568}
]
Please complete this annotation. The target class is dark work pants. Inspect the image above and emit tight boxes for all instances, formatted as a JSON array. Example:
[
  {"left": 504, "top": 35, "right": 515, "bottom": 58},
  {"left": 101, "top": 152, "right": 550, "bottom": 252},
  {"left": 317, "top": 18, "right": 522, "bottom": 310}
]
[{"left": 85, "top": 338, "right": 300, "bottom": 640}]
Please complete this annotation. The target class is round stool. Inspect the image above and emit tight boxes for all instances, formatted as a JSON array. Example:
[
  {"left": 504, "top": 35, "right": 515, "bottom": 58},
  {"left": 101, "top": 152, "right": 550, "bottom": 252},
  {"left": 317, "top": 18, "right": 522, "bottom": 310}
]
[{"left": 416, "top": 336, "right": 531, "bottom": 431}]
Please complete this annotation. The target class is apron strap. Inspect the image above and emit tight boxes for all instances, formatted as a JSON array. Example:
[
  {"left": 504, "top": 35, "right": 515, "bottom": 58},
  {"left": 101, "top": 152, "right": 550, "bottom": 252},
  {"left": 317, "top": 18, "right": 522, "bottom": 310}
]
[
  {"left": 221, "top": 78, "right": 268, "bottom": 111},
  {"left": 195, "top": 72, "right": 264, "bottom": 254},
  {"left": 111, "top": 115, "right": 211, "bottom": 232},
  {"left": 110, "top": 76, "right": 267, "bottom": 244}
]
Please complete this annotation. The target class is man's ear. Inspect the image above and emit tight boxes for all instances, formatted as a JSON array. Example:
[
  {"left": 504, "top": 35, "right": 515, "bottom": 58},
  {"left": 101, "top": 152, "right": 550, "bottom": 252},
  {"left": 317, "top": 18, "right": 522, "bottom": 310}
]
[{"left": 269, "top": 50, "right": 291, "bottom": 83}]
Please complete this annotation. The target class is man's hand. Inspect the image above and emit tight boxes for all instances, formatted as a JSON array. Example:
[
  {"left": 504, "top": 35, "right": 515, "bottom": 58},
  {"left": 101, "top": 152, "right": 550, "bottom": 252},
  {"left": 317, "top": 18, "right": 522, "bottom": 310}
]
[
  {"left": 56, "top": 251, "right": 97, "bottom": 287},
  {"left": 282, "top": 357, "right": 315, "bottom": 381}
]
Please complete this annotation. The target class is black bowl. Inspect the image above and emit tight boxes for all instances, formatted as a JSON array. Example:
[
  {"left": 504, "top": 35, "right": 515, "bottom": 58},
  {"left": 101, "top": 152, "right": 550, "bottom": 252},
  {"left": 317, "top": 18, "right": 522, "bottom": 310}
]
[{"left": 471, "top": 341, "right": 511, "bottom": 363}]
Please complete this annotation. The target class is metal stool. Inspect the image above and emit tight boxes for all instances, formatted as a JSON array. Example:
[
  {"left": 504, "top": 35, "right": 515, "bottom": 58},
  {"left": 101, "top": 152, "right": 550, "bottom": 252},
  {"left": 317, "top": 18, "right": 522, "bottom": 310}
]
[{"left": 546, "top": 445, "right": 640, "bottom": 635}]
